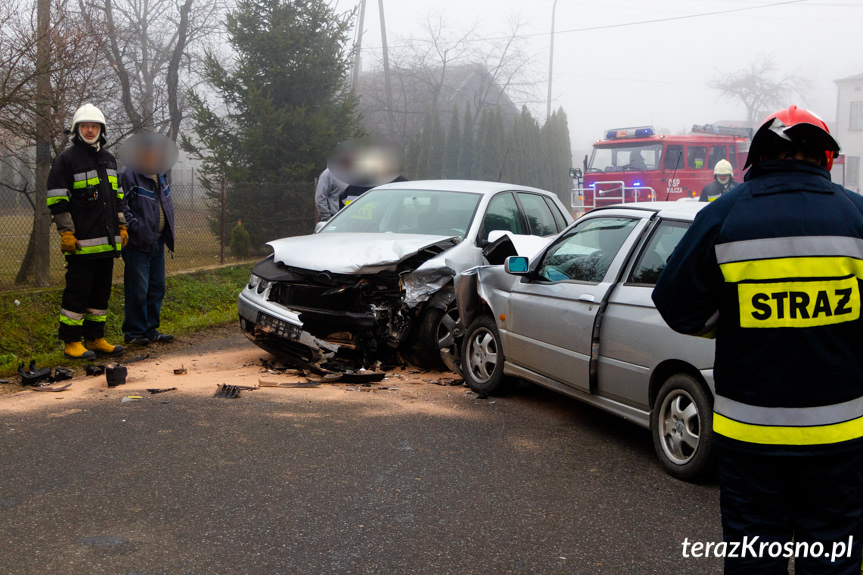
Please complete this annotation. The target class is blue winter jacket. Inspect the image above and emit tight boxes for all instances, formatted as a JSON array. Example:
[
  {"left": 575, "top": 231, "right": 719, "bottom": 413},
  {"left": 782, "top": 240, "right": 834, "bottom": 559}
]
[{"left": 119, "top": 167, "right": 175, "bottom": 253}]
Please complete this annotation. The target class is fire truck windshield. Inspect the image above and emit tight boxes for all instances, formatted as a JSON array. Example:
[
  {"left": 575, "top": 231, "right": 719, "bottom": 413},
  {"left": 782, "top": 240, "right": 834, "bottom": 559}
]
[{"left": 588, "top": 144, "right": 663, "bottom": 172}]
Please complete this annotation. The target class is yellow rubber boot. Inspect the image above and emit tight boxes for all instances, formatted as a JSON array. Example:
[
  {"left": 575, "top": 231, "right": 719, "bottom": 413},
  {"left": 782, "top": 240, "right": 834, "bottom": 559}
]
[
  {"left": 85, "top": 338, "right": 125, "bottom": 357},
  {"left": 65, "top": 341, "right": 96, "bottom": 360}
]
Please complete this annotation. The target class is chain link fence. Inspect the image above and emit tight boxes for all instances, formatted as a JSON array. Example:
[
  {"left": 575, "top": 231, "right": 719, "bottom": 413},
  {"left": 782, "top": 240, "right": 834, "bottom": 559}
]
[{"left": 0, "top": 180, "right": 318, "bottom": 292}]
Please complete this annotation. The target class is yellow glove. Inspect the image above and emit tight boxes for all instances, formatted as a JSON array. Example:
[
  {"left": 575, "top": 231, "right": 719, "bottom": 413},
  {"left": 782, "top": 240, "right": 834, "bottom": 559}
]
[
  {"left": 119, "top": 226, "right": 128, "bottom": 249},
  {"left": 60, "top": 231, "right": 80, "bottom": 254}
]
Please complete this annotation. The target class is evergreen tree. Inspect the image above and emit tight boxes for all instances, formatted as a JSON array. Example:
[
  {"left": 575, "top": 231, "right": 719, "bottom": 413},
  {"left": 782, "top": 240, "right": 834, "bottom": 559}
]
[
  {"left": 541, "top": 108, "right": 574, "bottom": 204},
  {"left": 183, "top": 0, "right": 358, "bottom": 247},
  {"left": 444, "top": 106, "right": 461, "bottom": 178},
  {"left": 422, "top": 110, "right": 445, "bottom": 179},
  {"left": 459, "top": 102, "right": 474, "bottom": 179}
]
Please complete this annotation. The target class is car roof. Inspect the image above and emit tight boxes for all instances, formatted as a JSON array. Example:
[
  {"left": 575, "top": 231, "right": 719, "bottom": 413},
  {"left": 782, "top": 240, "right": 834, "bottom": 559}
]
[
  {"left": 371, "top": 179, "right": 557, "bottom": 197},
  {"left": 588, "top": 200, "right": 707, "bottom": 222}
]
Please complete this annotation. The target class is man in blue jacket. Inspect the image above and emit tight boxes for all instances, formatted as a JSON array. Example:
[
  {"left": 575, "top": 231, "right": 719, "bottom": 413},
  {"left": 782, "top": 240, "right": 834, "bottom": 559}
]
[
  {"left": 119, "top": 133, "right": 177, "bottom": 345},
  {"left": 653, "top": 106, "right": 863, "bottom": 574}
]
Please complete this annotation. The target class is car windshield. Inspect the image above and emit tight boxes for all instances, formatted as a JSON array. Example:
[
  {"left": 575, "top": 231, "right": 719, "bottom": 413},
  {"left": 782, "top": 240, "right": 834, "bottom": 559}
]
[
  {"left": 320, "top": 188, "right": 482, "bottom": 238},
  {"left": 588, "top": 144, "right": 663, "bottom": 172}
]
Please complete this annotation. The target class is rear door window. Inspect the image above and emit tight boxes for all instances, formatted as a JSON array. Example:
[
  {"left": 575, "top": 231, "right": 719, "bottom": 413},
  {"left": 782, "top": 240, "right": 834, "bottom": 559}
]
[
  {"left": 543, "top": 196, "right": 568, "bottom": 230},
  {"left": 481, "top": 192, "right": 524, "bottom": 240},
  {"left": 517, "top": 192, "right": 559, "bottom": 236},
  {"left": 628, "top": 220, "right": 690, "bottom": 285}
]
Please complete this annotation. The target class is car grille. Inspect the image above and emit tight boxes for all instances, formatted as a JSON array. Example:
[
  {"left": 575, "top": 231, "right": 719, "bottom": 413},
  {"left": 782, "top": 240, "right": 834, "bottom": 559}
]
[{"left": 268, "top": 282, "right": 361, "bottom": 312}]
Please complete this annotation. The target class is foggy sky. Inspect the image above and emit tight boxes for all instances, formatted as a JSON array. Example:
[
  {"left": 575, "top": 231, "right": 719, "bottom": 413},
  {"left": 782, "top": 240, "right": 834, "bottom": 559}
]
[{"left": 336, "top": 0, "right": 863, "bottom": 159}]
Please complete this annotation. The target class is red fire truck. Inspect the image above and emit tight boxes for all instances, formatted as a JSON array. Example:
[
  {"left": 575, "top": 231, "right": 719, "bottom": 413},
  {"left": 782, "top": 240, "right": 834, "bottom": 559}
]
[{"left": 572, "top": 124, "right": 753, "bottom": 211}]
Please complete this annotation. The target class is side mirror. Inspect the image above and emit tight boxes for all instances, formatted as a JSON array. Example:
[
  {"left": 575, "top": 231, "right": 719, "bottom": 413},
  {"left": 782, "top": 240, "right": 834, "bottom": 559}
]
[
  {"left": 314, "top": 220, "right": 327, "bottom": 233},
  {"left": 504, "top": 256, "right": 530, "bottom": 275}
]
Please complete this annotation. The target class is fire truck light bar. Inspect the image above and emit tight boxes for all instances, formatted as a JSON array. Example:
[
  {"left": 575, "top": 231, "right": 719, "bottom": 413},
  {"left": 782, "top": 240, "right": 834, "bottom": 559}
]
[
  {"left": 604, "top": 126, "right": 655, "bottom": 140},
  {"left": 691, "top": 124, "right": 753, "bottom": 139}
]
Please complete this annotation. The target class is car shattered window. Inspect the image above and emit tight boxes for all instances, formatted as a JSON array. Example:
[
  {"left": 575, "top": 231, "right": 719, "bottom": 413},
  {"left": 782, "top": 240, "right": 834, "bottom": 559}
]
[
  {"left": 629, "top": 220, "right": 689, "bottom": 285},
  {"left": 320, "top": 188, "right": 481, "bottom": 238},
  {"left": 537, "top": 217, "right": 638, "bottom": 283}
]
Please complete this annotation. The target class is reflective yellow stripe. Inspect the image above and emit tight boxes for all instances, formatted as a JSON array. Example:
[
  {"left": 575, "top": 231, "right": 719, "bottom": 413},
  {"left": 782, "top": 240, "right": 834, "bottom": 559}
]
[
  {"left": 714, "top": 412, "right": 863, "bottom": 446},
  {"left": 47, "top": 196, "right": 68, "bottom": 206},
  {"left": 84, "top": 314, "right": 107, "bottom": 323},
  {"left": 59, "top": 314, "right": 84, "bottom": 327},
  {"left": 108, "top": 175, "right": 118, "bottom": 191},
  {"left": 72, "top": 177, "right": 100, "bottom": 189},
  {"left": 720, "top": 256, "right": 863, "bottom": 282}
]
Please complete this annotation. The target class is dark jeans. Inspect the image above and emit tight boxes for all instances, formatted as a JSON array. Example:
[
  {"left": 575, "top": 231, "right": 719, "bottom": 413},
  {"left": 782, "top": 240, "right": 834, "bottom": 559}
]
[
  {"left": 720, "top": 448, "right": 863, "bottom": 574},
  {"left": 122, "top": 241, "right": 166, "bottom": 340}
]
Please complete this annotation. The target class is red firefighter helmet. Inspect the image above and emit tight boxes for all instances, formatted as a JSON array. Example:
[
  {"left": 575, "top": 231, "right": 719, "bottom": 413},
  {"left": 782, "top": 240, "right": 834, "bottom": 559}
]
[{"left": 745, "top": 105, "right": 840, "bottom": 170}]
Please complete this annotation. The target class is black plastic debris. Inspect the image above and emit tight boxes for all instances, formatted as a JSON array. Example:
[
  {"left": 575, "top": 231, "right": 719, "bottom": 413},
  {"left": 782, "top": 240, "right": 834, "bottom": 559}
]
[
  {"left": 146, "top": 387, "right": 177, "bottom": 394},
  {"left": 53, "top": 367, "right": 74, "bottom": 382},
  {"left": 18, "top": 360, "right": 52, "bottom": 387},
  {"left": 85, "top": 364, "right": 106, "bottom": 376},
  {"left": 105, "top": 364, "right": 128, "bottom": 387},
  {"left": 214, "top": 384, "right": 241, "bottom": 398}
]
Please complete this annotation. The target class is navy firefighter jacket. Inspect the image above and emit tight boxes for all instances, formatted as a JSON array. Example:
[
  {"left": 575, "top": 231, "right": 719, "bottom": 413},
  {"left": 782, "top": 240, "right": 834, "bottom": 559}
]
[{"left": 652, "top": 159, "right": 863, "bottom": 455}]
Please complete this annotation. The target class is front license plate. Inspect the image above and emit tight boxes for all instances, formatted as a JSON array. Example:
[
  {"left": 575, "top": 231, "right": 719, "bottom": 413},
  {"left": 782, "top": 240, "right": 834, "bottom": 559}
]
[{"left": 256, "top": 312, "right": 302, "bottom": 340}]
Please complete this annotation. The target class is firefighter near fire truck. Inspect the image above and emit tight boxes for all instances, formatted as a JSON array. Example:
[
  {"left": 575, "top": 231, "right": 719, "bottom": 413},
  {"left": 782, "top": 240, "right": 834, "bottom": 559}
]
[
  {"left": 700, "top": 159, "right": 737, "bottom": 202},
  {"left": 46, "top": 104, "right": 126, "bottom": 360},
  {"left": 653, "top": 105, "right": 863, "bottom": 574}
]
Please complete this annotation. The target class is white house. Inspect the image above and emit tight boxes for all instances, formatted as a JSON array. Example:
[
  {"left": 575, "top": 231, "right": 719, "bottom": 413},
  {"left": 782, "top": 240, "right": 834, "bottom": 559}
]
[{"left": 834, "top": 73, "right": 863, "bottom": 193}]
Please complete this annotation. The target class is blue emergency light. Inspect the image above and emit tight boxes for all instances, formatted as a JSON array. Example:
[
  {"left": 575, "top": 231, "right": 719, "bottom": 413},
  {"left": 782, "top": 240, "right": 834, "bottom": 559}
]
[
  {"left": 633, "top": 181, "right": 642, "bottom": 187},
  {"left": 604, "top": 126, "right": 655, "bottom": 140}
]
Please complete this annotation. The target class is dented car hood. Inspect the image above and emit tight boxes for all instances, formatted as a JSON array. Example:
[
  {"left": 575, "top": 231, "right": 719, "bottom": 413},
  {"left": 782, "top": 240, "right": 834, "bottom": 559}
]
[{"left": 267, "top": 233, "right": 459, "bottom": 275}]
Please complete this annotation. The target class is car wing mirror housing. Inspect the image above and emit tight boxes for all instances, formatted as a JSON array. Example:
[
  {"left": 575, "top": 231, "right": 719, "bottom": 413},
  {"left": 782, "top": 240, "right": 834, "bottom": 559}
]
[{"left": 504, "top": 256, "right": 530, "bottom": 275}]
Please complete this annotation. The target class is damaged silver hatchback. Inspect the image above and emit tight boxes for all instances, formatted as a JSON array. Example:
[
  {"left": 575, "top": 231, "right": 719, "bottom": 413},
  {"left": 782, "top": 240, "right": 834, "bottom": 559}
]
[{"left": 238, "top": 180, "right": 572, "bottom": 371}]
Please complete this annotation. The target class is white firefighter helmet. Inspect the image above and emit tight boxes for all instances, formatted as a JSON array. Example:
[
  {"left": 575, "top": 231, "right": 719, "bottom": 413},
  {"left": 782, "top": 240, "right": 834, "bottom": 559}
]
[
  {"left": 71, "top": 103, "right": 106, "bottom": 134},
  {"left": 713, "top": 159, "right": 733, "bottom": 177}
]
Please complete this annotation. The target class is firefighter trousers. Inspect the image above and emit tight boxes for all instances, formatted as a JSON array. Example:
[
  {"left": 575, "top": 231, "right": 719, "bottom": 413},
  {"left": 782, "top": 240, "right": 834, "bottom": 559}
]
[
  {"left": 58, "top": 257, "right": 114, "bottom": 342},
  {"left": 719, "top": 448, "right": 863, "bottom": 575}
]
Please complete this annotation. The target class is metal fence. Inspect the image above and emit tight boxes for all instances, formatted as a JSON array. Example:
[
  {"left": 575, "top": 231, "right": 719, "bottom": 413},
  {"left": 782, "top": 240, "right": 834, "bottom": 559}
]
[{"left": 0, "top": 180, "right": 318, "bottom": 292}]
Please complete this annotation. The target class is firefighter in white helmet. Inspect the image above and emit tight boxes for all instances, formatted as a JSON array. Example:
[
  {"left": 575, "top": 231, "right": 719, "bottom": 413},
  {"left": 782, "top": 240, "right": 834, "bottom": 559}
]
[
  {"left": 46, "top": 103, "right": 127, "bottom": 359},
  {"left": 699, "top": 159, "right": 737, "bottom": 202}
]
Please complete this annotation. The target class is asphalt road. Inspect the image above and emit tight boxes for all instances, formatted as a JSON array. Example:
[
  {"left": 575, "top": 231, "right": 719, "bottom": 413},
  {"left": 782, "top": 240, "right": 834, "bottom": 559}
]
[{"left": 0, "top": 335, "right": 723, "bottom": 574}]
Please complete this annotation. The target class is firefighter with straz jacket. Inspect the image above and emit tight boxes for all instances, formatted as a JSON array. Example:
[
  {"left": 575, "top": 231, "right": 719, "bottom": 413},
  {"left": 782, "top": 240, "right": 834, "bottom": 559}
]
[
  {"left": 47, "top": 104, "right": 127, "bottom": 359},
  {"left": 654, "top": 105, "right": 863, "bottom": 574}
]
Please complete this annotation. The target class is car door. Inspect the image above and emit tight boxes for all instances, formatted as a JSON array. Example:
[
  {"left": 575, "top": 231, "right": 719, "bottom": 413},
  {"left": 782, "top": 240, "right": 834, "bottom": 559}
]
[
  {"left": 504, "top": 214, "right": 646, "bottom": 392},
  {"left": 598, "top": 218, "right": 715, "bottom": 407}
]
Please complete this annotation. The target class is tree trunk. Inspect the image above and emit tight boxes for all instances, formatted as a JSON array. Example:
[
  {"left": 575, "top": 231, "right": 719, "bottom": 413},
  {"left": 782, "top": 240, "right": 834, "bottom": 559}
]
[
  {"left": 33, "top": 0, "right": 52, "bottom": 287},
  {"left": 167, "top": 0, "right": 193, "bottom": 140}
]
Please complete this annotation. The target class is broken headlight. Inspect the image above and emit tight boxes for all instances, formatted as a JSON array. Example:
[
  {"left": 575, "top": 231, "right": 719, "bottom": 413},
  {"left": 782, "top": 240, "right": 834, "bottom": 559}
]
[{"left": 247, "top": 274, "right": 270, "bottom": 294}]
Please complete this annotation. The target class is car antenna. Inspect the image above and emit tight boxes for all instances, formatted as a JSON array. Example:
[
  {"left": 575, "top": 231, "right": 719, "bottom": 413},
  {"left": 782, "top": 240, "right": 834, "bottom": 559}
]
[
  {"left": 664, "top": 150, "right": 682, "bottom": 201},
  {"left": 497, "top": 147, "right": 511, "bottom": 182}
]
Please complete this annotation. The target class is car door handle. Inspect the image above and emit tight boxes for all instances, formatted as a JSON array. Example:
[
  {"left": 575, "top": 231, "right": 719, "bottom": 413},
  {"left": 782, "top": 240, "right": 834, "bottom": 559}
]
[{"left": 578, "top": 294, "right": 595, "bottom": 303}]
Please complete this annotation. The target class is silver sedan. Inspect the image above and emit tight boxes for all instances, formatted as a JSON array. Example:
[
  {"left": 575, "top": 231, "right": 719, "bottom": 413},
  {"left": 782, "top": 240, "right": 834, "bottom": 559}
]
[{"left": 456, "top": 202, "right": 716, "bottom": 480}]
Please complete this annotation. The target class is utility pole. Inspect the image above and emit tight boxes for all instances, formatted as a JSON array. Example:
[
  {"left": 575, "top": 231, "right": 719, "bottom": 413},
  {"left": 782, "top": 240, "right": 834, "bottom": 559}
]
[
  {"left": 547, "top": 0, "right": 559, "bottom": 121},
  {"left": 34, "top": 0, "right": 52, "bottom": 286},
  {"left": 351, "top": 0, "right": 367, "bottom": 91},
  {"left": 378, "top": 0, "right": 395, "bottom": 137}
]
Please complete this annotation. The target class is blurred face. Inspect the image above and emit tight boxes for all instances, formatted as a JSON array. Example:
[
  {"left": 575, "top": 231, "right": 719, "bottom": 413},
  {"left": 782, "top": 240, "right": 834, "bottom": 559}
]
[
  {"left": 78, "top": 122, "right": 101, "bottom": 143},
  {"left": 137, "top": 147, "right": 163, "bottom": 174},
  {"left": 716, "top": 174, "right": 731, "bottom": 184}
]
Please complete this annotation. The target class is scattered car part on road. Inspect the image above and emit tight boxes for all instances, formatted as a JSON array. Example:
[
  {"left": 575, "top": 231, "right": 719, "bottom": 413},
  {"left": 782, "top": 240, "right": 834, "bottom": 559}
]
[
  {"left": 105, "top": 364, "right": 128, "bottom": 387},
  {"left": 30, "top": 383, "right": 73, "bottom": 392},
  {"left": 173, "top": 366, "right": 187, "bottom": 375},
  {"left": 86, "top": 364, "right": 106, "bottom": 376},
  {"left": 18, "top": 360, "right": 52, "bottom": 386},
  {"left": 147, "top": 387, "right": 178, "bottom": 394},
  {"left": 214, "top": 384, "right": 242, "bottom": 398}
]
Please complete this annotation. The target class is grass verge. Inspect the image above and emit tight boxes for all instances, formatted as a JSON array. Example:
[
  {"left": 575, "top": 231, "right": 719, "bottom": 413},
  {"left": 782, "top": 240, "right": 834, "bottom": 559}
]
[{"left": 0, "top": 264, "right": 252, "bottom": 378}]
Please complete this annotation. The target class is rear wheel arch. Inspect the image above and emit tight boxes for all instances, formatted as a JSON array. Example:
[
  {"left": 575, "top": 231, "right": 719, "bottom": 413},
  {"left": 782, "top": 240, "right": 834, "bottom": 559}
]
[{"left": 648, "top": 360, "right": 711, "bottom": 410}]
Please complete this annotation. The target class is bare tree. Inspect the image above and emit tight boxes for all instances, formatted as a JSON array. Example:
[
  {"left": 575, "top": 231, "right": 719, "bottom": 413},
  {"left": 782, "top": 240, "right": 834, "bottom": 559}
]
[
  {"left": 711, "top": 55, "right": 810, "bottom": 128},
  {"left": 76, "top": 0, "right": 221, "bottom": 139},
  {"left": 356, "top": 14, "right": 538, "bottom": 143}
]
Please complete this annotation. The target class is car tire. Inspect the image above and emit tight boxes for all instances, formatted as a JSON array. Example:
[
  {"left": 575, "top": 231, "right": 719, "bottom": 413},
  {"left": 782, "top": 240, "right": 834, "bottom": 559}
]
[
  {"left": 461, "top": 315, "right": 510, "bottom": 396},
  {"left": 409, "top": 306, "right": 458, "bottom": 371},
  {"left": 650, "top": 373, "right": 715, "bottom": 482}
]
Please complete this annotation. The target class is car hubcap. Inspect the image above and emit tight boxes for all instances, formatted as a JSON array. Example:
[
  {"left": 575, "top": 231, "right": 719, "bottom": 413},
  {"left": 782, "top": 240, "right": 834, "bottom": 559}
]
[
  {"left": 467, "top": 328, "right": 498, "bottom": 383},
  {"left": 658, "top": 389, "right": 700, "bottom": 465}
]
